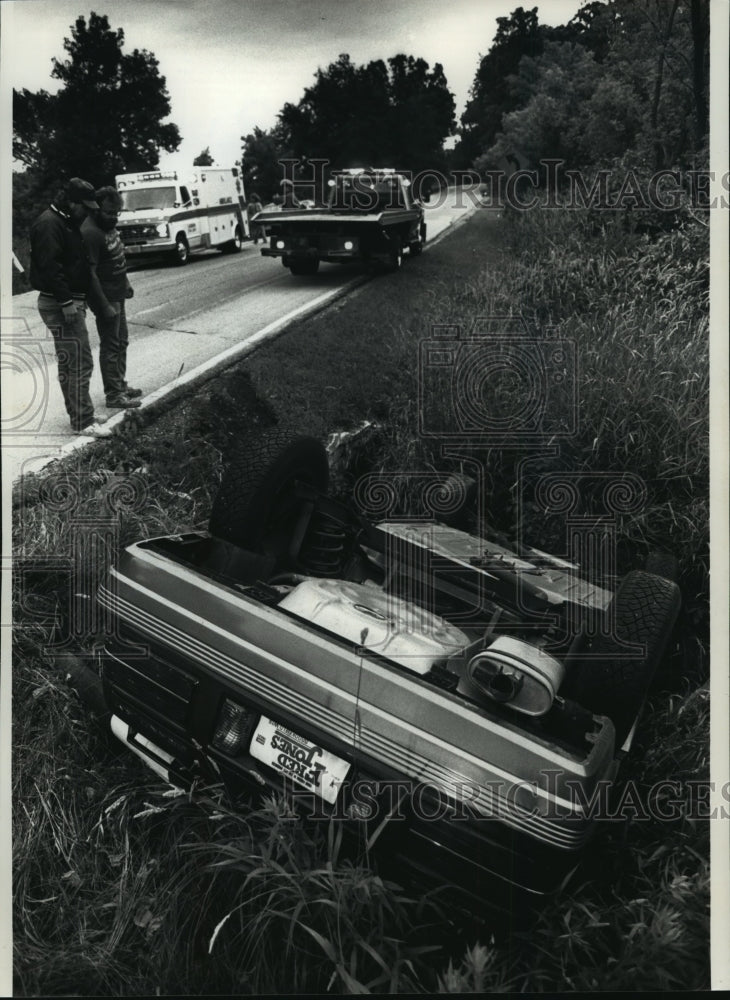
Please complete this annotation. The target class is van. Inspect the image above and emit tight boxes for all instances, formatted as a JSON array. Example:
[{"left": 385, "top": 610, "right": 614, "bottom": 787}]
[{"left": 115, "top": 167, "right": 249, "bottom": 264}]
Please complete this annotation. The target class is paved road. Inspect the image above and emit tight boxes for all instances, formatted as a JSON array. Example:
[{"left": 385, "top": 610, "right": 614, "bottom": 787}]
[{"left": 2, "top": 194, "right": 478, "bottom": 484}]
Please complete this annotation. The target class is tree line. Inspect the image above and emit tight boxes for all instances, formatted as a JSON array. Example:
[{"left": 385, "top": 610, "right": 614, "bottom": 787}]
[
  {"left": 13, "top": 2, "right": 709, "bottom": 272},
  {"left": 459, "top": 1, "right": 709, "bottom": 178},
  {"left": 241, "top": 1, "right": 708, "bottom": 200}
]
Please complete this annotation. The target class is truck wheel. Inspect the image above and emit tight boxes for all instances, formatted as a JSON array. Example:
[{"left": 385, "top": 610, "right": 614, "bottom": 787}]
[
  {"left": 209, "top": 429, "right": 329, "bottom": 550},
  {"left": 386, "top": 238, "right": 403, "bottom": 272},
  {"left": 221, "top": 226, "right": 243, "bottom": 254},
  {"left": 560, "top": 570, "right": 681, "bottom": 744},
  {"left": 289, "top": 259, "right": 320, "bottom": 276},
  {"left": 174, "top": 235, "right": 189, "bottom": 265},
  {"left": 410, "top": 223, "right": 427, "bottom": 257}
]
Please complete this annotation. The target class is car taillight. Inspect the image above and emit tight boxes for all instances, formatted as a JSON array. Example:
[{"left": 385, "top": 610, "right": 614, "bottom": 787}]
[{"left": 210, "top": 699, "right": 257, "bottom": 755}]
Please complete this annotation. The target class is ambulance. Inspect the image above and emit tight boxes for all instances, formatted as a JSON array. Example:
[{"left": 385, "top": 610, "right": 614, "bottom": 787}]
[{"left": 114, "top": 167, "right": 249, "bottom": 264}]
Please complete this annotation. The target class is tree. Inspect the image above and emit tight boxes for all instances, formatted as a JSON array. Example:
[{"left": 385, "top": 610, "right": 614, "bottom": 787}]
[
  {"left": 12, "top": 89, "right": 54, "bottom": 170},
  {"left": 584, "top": 0, "right": 703, "bottom": 168},
  {"left": 689, "top": 0, "right": 709, "bottom": 149},
  {"left": 193, "top": 147, "right": 215, "bottom": 166},
  {"left": 276, "top": 52, "right": 455, "bottom": 174},
  {"left": 454, "top": 1, "right": 635, "bottom": 169},
  {"left": 478, "top": 41, "right": 600, "bottom": 173},
  {"left": 465, "top": 0, "right": 707, "bottom": 176},
  {"left": 13, "top": 12, "right": 180, "bottom": 186},
  {"left": 386, "top": 55, "right": 455, "bottom": 173},
  {"left": 278, "top": 54, "right": 390, "bottom": 169},
  {"left": 240, "top": 125, "right": 292, "bottom": 202},
  {"left": 457, "top": 7, "right": 547, "bottom": 166}
]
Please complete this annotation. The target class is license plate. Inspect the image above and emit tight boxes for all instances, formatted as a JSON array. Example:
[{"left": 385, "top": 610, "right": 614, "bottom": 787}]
[{"left": 250, "top": 717, "right": 350, "bottom": 804}]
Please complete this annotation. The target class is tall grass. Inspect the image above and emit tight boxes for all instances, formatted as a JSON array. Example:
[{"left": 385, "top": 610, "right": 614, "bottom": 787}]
[
  {"left": 12, "top": 204, "right": 710, "bottom": 992},
  {"left": 367, "top": 207, "right": 709, "bottom": 664},
  {"left": 157, "top": 795, "right": 445, "bottom": 994}
]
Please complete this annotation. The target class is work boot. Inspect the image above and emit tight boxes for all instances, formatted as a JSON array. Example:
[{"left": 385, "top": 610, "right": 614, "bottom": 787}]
[
  {"left": 75, "top": 421, "right": 113, "bottom": 438},
  {"left": 123, "top": 385, "right": 143, "bottom": 398},
  {"left": 106, "top": 394, "right": 142, "bottom": 409}
]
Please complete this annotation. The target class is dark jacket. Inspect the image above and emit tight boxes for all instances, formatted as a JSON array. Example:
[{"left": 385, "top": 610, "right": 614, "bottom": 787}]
[{"left": 30, "top": 205, "right": 91, "bottom": 305}]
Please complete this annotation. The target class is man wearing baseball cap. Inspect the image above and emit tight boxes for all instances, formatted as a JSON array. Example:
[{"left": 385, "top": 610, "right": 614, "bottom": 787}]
[{"left": 30, "top": 177, "right": 112, "bottom": 437}]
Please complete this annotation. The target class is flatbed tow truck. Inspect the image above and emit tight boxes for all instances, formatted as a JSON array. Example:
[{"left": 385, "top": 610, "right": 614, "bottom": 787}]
[{"left": 255, "top": 168, "right": 426, "bottom": 276}]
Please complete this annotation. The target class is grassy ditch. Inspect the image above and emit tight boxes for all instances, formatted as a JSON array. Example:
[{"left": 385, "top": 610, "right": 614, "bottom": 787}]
[{"left": 12, "top": 205, "right": 710, "bottom": 993}]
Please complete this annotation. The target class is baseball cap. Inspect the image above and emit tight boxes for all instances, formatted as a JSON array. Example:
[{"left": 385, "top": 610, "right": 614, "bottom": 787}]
[{"left": 67, "top": 177, "right": 99, "bottom": 210}]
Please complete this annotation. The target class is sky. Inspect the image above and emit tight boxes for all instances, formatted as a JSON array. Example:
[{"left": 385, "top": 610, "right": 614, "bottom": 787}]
[{"left": 2, "top": 0, "right": 588, "bottom": 170}]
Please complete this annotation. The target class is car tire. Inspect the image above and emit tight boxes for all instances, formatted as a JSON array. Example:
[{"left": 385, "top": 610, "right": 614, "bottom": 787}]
[
  {"left": 221, "top": 226, "right": 243, "bottom": 254},
  {"left": 209, "top": 429, "right": 329, "bottom": 550},
  {"left": 288, "top": 259, "right": 320, "bottom": 276},
  {"left": 560, "top": 570, "right": 681, "bottom": 744},
  {"left": 174, "top": 235, "right": 189, "bottom": 265}
]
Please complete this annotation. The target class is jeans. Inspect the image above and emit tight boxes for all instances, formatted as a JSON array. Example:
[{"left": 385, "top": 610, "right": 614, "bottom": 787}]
[
  {"left": 37, "top": 293, "right": 95, "bottom": 431},
  {"left": 95, "top": 300, "right": 129, "bottom": 399}
]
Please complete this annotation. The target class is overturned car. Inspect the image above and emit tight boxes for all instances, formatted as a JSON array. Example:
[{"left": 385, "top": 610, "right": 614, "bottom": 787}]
[{"left": 75, "top": 431, "right": 681, "bottom": 914}]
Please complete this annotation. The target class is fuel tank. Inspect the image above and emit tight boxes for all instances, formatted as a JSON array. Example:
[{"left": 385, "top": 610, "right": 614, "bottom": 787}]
[{"left": 278, "top": 577, "right": 469, "bottom": 675}]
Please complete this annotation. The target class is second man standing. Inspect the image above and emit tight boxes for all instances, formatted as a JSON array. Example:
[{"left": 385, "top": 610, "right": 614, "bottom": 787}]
[{"left": 82, "top": 186, "right": 142, "bottom": 409}]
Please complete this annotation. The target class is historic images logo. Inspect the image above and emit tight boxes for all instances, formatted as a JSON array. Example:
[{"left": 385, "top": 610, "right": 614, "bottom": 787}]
[{"left": 417, "top": 316, "right": 577, "bottom": 443}]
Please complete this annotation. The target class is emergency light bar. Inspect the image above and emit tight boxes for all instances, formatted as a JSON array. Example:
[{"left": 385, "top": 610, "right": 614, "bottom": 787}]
[
  {"left": 119, "top": 171, "right": 179, "bottom": 184},
  {"left": 336, "top": 167, "right": 397, "bottom": 176}
]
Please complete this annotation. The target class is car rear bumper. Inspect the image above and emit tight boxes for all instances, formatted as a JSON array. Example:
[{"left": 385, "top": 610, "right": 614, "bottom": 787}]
[{"left": 63, "top": 644, "right": 594, "bottom": 910}]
